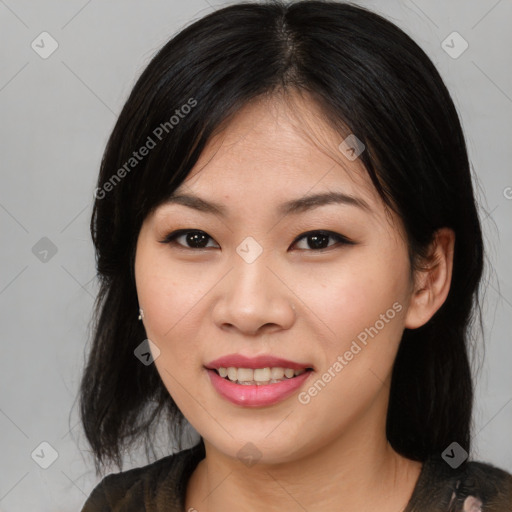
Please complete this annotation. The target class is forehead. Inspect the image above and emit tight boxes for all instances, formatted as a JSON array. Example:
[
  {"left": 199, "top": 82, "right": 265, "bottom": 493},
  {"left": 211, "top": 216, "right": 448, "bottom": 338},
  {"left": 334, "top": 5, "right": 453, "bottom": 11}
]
[{"left": 177, "top": 93, "right": 380, "bottom": 209}]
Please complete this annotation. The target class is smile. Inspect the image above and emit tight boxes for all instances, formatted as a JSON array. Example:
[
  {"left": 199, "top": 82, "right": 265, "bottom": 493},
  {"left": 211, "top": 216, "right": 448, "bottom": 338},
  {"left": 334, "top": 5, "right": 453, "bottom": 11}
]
[
  {"left": 204, "top": 354, "right": 314, "bottom": 407},
  {"left": 216, "top": 366, "right": 308, "bottom": 385}
]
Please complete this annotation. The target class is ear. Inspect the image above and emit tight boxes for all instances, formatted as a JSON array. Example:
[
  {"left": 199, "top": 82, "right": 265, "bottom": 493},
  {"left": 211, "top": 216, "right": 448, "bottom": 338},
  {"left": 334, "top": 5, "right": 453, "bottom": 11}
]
[{"left": 404, "top": 227, "right": 455, "bottom": 329}]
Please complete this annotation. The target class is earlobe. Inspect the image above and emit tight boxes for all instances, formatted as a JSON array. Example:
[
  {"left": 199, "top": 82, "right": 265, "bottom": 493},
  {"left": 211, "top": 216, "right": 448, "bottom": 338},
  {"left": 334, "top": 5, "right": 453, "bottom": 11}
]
[{"left": 404, "top": 228, "right": 455, "bottom": 329}]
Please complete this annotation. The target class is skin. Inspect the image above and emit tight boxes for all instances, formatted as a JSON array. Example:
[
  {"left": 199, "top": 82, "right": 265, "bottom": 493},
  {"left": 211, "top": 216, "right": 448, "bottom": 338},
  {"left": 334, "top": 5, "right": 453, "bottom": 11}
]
[{"left": 134, "top": 92, "right": 455, "bottom": 512}]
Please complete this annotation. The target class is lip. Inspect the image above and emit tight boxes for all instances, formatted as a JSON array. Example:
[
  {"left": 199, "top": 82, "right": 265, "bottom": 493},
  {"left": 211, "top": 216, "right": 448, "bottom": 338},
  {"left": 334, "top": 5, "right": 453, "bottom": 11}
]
[
  {"left": 205, "top": 354, "right": 313, "bottom": 371},
  {"left": 206, "top": 368, "right": 312, "bottom": 407}
]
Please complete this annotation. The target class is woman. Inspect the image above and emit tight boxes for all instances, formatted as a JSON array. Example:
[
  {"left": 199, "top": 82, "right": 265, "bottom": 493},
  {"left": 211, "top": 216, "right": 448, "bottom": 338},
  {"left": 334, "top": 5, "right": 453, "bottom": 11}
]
[{"left": 79, "top": 1, "right": 512, "bottom": 510}]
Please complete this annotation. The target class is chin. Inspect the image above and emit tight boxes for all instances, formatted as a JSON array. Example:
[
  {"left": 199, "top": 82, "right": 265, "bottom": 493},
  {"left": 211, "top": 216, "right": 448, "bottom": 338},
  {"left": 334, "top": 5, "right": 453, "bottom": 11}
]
[{"left": 200, "top": 425, "right": 311, "bottom": 467}]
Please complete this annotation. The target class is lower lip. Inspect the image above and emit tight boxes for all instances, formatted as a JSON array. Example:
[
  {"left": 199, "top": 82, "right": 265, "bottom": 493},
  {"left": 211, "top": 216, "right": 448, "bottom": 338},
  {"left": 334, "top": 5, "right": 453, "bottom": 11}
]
[{"left": 206, "top": 369, "right": 312, "bottom": 407}]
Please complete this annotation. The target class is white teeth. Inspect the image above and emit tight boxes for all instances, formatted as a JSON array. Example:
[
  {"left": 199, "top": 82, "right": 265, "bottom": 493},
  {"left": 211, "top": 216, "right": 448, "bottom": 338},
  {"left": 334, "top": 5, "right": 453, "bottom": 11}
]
[
  {"left": 270, "top": 367, "right": 285, "bottom": 380},
  {"left": 227, "top": 367, "right": 238, "bottom": 382},
  {"left": 237, "top": 368, "right": 254, "bottom": 381},
  {"left": 284, "top": 368, "right": 295, "bottom": 378},
  {"left": 254, "top": 368, "right": 271, "bottom": 382},
  {"left": 215, "top": 366, "right": 309, "bottom": 385}
]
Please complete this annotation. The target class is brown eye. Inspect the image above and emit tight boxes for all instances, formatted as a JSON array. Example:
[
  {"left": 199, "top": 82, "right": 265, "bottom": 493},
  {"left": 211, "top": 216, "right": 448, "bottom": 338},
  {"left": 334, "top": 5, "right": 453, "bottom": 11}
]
[
  {"left": 292, "top": 230, "right": 354, "bottom": 251},
  {"left": 160, "top": 229, "right": 354, "bottom": 251},
  {"left": 160, "top": 230, "right": 219, "bottom": 249}
]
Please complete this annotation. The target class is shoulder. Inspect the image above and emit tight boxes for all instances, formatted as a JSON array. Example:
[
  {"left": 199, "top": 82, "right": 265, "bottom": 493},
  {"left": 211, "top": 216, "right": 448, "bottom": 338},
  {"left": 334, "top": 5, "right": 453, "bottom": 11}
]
[
  {"left": 410, "top": 455, "right": 512, "bottom": 512},
  {"left": 452, "top": 459, "right": 512, "bottom": 511},
  {"left": 80, "top": 443, "right": 204, "bottom": 512}
]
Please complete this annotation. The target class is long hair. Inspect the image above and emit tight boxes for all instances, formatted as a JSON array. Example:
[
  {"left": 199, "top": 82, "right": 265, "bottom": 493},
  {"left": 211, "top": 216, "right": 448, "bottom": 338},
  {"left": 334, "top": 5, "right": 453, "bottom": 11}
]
[{"left": 78, "top": 0, "right": 484, "bottom": 475}]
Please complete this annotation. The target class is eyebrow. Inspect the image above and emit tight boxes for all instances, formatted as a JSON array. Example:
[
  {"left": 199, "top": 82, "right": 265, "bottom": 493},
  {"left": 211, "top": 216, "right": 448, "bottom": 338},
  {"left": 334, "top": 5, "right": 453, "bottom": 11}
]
[{"left": 163, "top": 191, "right": 371, "bottom": 217}]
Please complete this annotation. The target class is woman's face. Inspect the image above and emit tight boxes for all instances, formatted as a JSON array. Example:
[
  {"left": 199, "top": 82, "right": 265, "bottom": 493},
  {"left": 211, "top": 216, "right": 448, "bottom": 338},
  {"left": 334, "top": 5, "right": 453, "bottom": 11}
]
[{"left": 135, "top": 95, "right": 417, "bottom": 464}]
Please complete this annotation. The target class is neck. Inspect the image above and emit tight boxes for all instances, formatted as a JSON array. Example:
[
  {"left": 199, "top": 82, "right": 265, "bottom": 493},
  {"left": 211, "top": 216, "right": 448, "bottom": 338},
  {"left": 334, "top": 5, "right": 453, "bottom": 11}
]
[{"left": 185, "top": 395, "right": 422, "bottom": 512}]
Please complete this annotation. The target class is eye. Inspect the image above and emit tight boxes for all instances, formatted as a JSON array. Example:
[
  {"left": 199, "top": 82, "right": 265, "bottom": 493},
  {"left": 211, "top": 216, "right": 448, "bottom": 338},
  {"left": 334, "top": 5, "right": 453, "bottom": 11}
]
[
  {"left": 160, "top": 229, "right": 354, "bottom": 251},
  {"left": 159, "top": 229, "right": 219, "bottom": 249},
  {"left": 291, "top": 230, "right": 354, "bottom": 251}
]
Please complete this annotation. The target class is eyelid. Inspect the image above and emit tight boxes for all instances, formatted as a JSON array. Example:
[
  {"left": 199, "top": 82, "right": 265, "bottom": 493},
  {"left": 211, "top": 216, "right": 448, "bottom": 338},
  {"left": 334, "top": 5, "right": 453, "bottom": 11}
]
[
  {"left": 291, "top": 230, "right": 355, "bottom": 248},
  {"left": 159, "top": 228, "right": 355, "bottom": 250},
  {"left": 159, "top": 229, "right": 220, "bottom": 248}
]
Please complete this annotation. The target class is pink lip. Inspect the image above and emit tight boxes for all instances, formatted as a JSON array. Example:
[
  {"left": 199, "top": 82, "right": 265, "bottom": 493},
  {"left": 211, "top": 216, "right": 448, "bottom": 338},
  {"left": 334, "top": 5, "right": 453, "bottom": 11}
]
[
  {"left": 207, "top": 368, "right": 312, "bottom": 407},
  {"left": 205, "top": 354, "right": 313, "bottom": 371}
]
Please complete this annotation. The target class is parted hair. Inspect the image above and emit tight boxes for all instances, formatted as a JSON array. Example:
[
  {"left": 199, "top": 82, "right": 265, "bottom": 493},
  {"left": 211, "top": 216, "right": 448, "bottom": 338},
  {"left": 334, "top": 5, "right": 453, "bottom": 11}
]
[{"left": 78, "top": 0, "right": 484, "bottom": 476}]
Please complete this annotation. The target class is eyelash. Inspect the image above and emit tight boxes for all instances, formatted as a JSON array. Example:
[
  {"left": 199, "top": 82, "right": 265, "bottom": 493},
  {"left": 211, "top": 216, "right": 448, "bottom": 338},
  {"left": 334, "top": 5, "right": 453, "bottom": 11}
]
[{"left": 159, "top": 229, "right": 355, "bottom": 252}]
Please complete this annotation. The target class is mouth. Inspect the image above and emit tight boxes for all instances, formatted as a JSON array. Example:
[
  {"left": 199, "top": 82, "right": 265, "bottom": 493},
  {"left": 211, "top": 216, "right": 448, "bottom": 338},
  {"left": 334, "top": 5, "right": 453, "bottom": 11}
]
[
  {"left": 205, "top": 354, "right": 314, "bottom": 384},
  {"left": 211, "top": 366, "right": 313, "bottom": 385},
  {"left": 204, "top": 354, "right": 314, "bottom": 407}
]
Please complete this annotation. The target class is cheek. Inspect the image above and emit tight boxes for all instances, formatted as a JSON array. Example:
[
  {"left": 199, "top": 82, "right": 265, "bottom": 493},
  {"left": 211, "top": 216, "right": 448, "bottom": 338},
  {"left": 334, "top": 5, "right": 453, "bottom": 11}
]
[
  {"left": 136, "top": 251, "right": 214, "bottom": 341},
  {"left": 302, "top": 251, "right": 409, "bottom": 351},
  {"left": 296, "top": 256, "right": 409, "bottom": 417},
  {"left": 135, "top": 247, "right": 198, "bottom": 367},
  {"left": 136, "top": 266, "right": 207, "bottom": 414}
]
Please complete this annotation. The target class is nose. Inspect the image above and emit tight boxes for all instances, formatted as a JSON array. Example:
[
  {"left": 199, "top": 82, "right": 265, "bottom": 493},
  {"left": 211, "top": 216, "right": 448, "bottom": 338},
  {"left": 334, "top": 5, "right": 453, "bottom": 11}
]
[{"left": 211, "top": 256, "right": 296, "bottom": 336}]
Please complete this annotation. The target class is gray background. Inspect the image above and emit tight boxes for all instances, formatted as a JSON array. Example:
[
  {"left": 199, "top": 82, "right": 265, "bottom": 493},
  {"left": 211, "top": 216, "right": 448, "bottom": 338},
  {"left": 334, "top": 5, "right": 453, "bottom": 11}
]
[{"left": 0, "top": 0, "right": 511, "bottom": 510}]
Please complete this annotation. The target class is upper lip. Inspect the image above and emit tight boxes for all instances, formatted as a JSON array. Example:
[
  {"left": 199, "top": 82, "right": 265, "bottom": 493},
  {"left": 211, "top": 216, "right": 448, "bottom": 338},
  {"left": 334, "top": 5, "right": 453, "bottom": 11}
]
[{"left": 205, "top": 354, "right": 314, "bottom": 371}]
